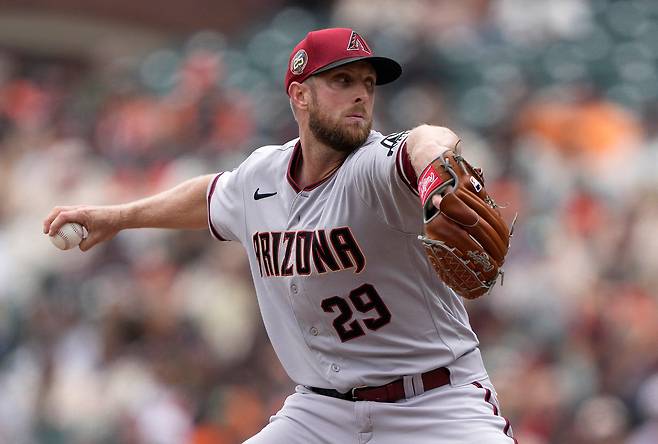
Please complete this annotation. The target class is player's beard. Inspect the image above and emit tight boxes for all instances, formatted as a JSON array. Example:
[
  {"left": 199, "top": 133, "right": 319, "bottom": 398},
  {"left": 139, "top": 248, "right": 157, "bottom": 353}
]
[{"left": 308, "top": 99, "right": 372, "bottom": 153}]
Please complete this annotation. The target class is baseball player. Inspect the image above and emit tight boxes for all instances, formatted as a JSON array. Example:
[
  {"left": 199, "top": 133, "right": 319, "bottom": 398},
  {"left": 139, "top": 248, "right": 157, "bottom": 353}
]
[{"left": 44, "top": 28, "right": 516, "bottom": 443}]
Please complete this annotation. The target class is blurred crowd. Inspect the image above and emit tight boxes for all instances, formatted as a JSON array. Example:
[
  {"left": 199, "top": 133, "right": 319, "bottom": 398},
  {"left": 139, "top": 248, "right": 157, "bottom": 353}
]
[{"left": 1, "top": 0, "right": 657, "bottom": 443}]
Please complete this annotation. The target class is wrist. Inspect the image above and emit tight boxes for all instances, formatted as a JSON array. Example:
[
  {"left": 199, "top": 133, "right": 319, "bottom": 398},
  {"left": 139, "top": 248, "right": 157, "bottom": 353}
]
[
  {"left": 418, "top": 159, "right": 447, "bottom": 204},
  {"left": 114, "top": 203, "right": 133, "bottom": 230}
]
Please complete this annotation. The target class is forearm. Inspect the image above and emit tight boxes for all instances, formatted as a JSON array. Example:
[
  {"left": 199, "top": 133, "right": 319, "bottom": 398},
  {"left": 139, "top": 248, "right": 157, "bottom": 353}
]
[
  {"left": 119, "top": 174, "right": 214, "bottom": 230},
  {"left": 406, "top": 125, "right": 461, "bottom": 177},
  {"left": 43, "top": 174, "right": 216, "bottom": 251}
]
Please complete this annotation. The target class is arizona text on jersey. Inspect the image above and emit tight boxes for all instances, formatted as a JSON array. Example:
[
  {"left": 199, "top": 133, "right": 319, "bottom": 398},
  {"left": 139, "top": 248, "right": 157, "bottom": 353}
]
[{"left": 207, "top": 130, "right": 487, "bottom": 394}]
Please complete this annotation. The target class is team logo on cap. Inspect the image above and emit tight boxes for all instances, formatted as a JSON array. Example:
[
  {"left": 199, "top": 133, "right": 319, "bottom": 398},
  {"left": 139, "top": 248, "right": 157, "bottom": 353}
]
[
  {"left": 291, "top": 49, "right": 308, "bottom": 75},
  {"left": 347, "top": 31, "right": 371, "bottom": 53}
]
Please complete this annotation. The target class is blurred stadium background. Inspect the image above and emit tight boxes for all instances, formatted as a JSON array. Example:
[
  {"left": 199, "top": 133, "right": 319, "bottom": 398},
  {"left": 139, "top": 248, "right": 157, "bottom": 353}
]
[{"left": 0, "top": 0, "right": 657, "bottom": 443}]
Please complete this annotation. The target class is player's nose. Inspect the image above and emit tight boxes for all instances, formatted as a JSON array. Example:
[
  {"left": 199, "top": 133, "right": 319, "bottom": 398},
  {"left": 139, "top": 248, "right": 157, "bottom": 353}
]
[
  {"left": 353, "top": 82, "right": 373, "bottom": 104},
  {"left": 354, "top": 80, "right": 374, "bottom": 102}
]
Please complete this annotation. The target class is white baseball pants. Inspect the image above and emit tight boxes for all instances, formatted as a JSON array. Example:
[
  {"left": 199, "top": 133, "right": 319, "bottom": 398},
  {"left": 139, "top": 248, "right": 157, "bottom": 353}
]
[{"left": 244, "top": 376, "right": 516, "bottom": 444}]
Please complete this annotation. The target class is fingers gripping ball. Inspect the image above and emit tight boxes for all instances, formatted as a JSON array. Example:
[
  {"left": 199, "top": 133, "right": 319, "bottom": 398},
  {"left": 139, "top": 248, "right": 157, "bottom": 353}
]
[
  {"left": 50, "top": 222, "right": 87, "bottom": 250},
  {"left": 418, "top": 149, "right": 515, "bottom": 299}
]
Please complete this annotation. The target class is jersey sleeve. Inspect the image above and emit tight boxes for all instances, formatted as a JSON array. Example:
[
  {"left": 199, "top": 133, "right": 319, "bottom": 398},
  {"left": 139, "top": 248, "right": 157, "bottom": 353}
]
[
  {"left": 207, "top": 167, "right": 244, "bottom": 243},
  {"left": 351, "top": 131, "right": 422, "bottom": 233}
]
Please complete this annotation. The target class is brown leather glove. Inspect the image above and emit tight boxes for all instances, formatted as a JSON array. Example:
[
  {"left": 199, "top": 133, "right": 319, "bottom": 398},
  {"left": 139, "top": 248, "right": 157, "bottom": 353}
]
[{"left": 418, "top": 149, "right": 515, "bottom": 299}]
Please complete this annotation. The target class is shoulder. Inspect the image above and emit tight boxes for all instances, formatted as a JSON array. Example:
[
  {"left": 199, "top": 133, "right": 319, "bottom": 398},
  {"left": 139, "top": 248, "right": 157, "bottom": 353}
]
[
  {"left": 246, "top": 138, "right": 297, "bottom": 163},
  {"left": 351, "top": 130, "right": 411, "bottom": 161},
  {"left": 238, "top": 138, "right": 298, "bottom": 171}
]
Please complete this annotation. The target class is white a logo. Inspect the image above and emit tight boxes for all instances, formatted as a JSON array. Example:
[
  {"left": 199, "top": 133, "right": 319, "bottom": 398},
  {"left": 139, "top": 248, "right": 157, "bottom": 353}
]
[{"left": 347, "top": 31, "right": 371, "bottom": 53}]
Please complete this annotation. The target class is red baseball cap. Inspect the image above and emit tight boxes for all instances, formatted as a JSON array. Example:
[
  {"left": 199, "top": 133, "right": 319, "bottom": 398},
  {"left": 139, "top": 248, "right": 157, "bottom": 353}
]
[{"left": 285, "top": 28, "right": 402, "bottom": 95}]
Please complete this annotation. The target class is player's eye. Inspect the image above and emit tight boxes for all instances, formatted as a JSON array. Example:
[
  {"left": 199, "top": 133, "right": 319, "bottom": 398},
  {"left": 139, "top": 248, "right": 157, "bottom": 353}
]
[{"left": 334, "top": 73, "right": 352, "bottom": 85}]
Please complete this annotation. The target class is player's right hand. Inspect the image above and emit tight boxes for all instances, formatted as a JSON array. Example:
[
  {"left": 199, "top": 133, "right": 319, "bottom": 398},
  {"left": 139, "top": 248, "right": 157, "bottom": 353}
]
[{"left": 43, "top": 205, "right": 123, "bottom": 251}]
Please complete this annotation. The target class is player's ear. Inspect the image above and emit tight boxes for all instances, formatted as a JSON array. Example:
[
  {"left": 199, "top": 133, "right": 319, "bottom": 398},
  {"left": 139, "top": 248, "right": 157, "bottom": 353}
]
[{"left": 289, "top": 81, "right": 312, "bottom": 111}]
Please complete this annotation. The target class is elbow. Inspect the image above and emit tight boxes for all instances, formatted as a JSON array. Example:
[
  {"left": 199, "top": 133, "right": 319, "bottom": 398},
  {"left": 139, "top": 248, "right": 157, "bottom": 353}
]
[
  {"left": 407, "top": 124, "right": 459, "bottom": 151},
  {"left": 406, "top": 124, "right": 460, "bottom": 167}
]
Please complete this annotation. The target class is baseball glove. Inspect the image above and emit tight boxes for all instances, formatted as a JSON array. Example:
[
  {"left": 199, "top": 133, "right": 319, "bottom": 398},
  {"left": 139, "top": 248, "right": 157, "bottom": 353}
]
[{"left": 418, "top": 148, "right": 515, "bottom": 299}]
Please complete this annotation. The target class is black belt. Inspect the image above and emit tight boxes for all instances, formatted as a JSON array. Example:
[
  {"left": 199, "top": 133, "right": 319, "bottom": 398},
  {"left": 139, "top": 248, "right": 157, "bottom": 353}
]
[{"left": 308, "top": 367, "right": 451, "bottom": 402}]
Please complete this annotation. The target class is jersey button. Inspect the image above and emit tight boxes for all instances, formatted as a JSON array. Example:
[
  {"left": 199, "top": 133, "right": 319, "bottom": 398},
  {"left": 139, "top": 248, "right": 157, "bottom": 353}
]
[
  {"left": 310, "top": 327, "right": 319, "bottom": 336},
  {"left": 291, "top": 284, "right": 298, "bottom": 294},
  {"left": 331, "top": 363, "right": 340, "bottom": 372}
]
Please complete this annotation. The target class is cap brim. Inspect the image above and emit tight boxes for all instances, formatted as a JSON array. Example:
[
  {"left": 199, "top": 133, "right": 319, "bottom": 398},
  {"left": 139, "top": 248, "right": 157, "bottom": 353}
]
[{"left": 312, "top": 56, "right": 402, "bottom": 85}]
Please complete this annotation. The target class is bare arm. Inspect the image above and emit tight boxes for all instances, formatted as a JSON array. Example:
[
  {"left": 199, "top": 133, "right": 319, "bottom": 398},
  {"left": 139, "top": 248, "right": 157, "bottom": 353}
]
[
  {"left": 405, "top": 124, "right": 461, "bottom": 177},
  {"left": 404, "top": 125, "right": 461, "bottom": 208},
  {"left": 43, "top": 174, "right": 215, "bottom": 251}
]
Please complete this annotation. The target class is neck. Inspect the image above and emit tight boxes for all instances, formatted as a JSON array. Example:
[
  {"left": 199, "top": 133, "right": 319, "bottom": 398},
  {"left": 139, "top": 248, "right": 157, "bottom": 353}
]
[{"left": 296, "top": 125, "right": 351, "bottom": 189}]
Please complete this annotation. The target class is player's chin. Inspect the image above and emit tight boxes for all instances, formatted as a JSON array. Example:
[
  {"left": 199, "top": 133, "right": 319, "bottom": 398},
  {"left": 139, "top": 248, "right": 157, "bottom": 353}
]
[
  {"left": 343, "top": 119, "right": 370, "bottom": 136},
  {"left": 344, "top": 131, "right": 370, "bottom": 151},
  {"left": 351, "top": 126, "right": 371, "bottom": 143}
]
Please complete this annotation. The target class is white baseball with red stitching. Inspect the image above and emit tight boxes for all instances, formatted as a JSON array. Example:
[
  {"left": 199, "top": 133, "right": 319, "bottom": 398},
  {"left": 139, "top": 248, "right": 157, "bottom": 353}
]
[{"left": 50, "top": 222, "right": 86, "bottom": 250}]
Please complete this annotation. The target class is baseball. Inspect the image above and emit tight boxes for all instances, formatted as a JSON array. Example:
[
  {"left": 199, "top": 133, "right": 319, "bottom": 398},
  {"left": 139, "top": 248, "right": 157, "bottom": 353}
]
[{"left": 50, "top": 222, "right": 86, "bottom": 250}]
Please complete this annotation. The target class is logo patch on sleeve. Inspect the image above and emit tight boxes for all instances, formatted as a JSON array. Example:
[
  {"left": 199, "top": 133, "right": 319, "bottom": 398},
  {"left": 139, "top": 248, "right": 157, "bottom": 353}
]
[{"left": 381, "top": 130, "right": 410, "bottom": 156}]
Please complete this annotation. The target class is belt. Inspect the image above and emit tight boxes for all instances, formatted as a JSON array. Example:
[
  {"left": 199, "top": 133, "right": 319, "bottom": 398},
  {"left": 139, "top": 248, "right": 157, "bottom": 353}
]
[{"left": 307, "top": 367, "right": 451, "bottom": 402}]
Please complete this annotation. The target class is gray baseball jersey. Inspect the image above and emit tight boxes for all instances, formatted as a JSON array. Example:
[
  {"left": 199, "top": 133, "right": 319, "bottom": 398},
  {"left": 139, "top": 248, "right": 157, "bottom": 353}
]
[{"left": 207, "top": 130, "right": 487, "bottom": 393}]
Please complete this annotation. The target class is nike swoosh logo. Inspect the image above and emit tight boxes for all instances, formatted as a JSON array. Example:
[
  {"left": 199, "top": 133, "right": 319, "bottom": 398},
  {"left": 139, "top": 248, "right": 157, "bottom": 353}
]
[{"left": 254, "top": 188, "right": 277, "bottom": 200}]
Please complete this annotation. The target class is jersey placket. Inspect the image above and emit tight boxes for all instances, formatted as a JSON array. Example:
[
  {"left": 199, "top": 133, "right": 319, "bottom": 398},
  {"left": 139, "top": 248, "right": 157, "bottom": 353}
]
[{"left": 285, "top": 186, "right": 348, "bottom": 387}]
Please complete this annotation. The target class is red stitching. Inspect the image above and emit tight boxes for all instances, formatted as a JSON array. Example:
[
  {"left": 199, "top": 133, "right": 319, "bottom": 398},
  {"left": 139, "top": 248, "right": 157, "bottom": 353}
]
[
  {"left": 503, "top": 418, "right": 512, "bottom": 436},
  {"left": 207, "top": 172, "right": 228, "bottom": 241},
  {"left": 471, "top": 381, "right": 517, "bottom": 443},
  {"left": 395, "top": 141, "right": 419, "bottom": 195}
]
